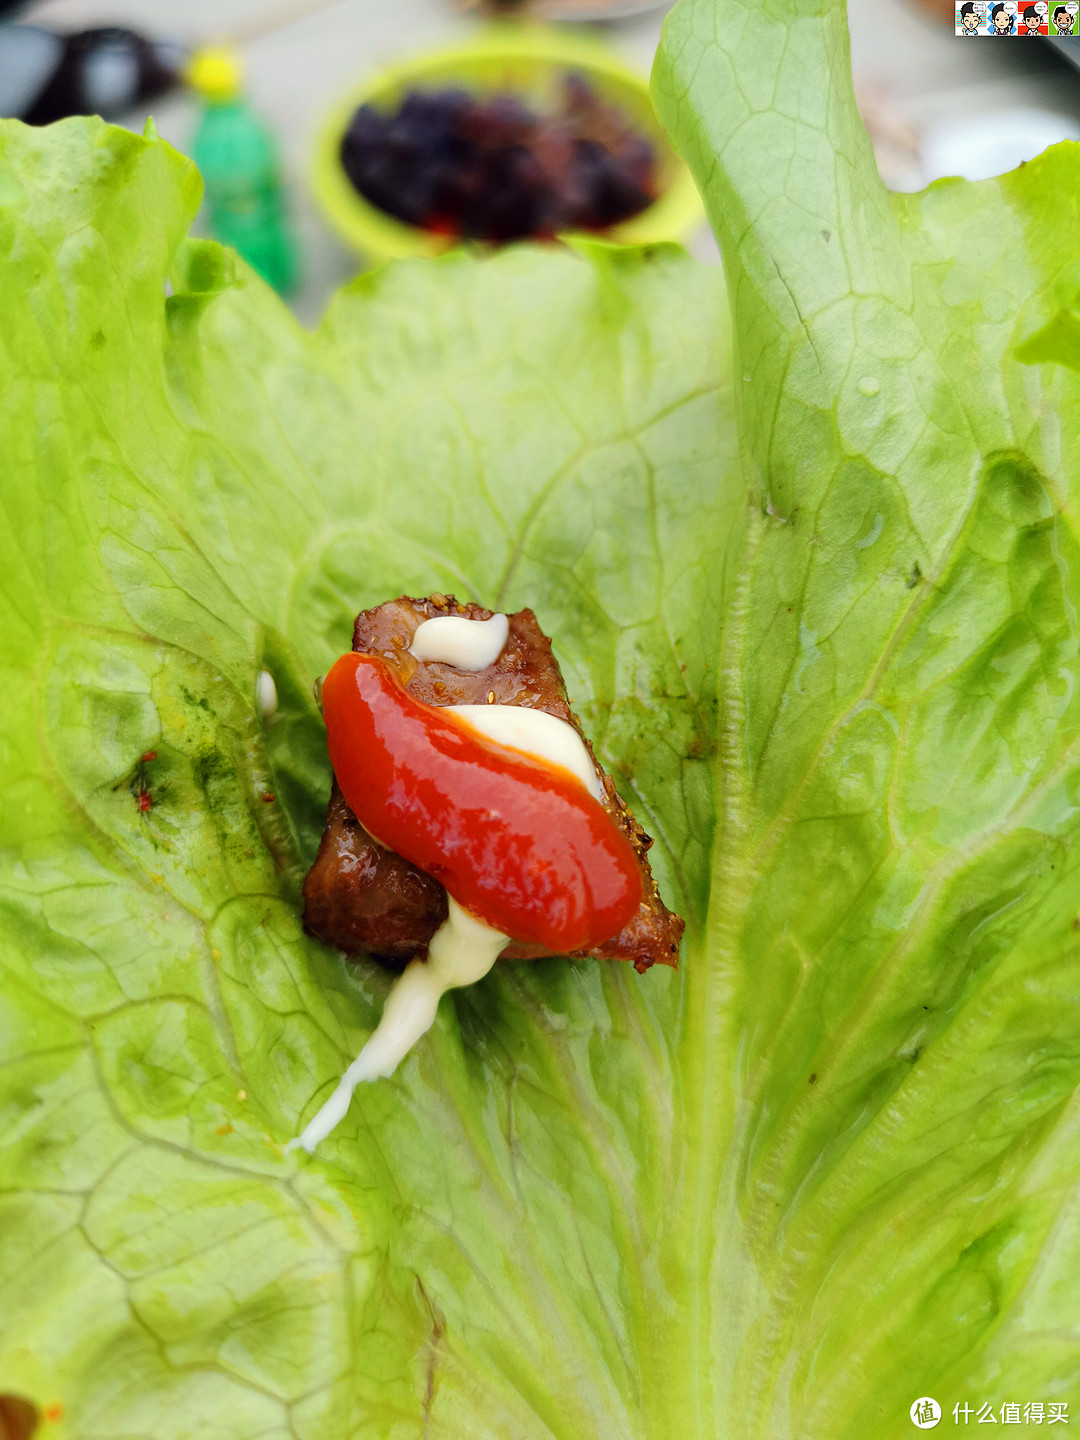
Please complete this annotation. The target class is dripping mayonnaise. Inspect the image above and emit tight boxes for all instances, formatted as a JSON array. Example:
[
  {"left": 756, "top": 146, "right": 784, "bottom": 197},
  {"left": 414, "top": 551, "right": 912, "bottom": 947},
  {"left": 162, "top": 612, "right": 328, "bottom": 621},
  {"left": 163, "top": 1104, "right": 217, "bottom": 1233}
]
[{"left": 289, "top": 612, "right": 602, "bottom": 1153}]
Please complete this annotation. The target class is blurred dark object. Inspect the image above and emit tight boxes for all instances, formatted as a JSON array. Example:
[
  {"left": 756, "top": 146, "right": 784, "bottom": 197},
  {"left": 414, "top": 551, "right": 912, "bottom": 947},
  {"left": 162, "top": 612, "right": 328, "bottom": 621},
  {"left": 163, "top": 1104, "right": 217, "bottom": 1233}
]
[
  {"left": 0, "top": 25, "right": 59, "bottom": 117},
  {"left": 455, "top": 0, "right": 672, "bottom": 20},
  {"left": 0, "top": 25, "right": 184, "bottom": 124},
  {"left": 340, "top": 74, "right": 657, "bottom": 242},
  {"left": 0, "top": 1394, "right": 39, "bottom": 1440}
]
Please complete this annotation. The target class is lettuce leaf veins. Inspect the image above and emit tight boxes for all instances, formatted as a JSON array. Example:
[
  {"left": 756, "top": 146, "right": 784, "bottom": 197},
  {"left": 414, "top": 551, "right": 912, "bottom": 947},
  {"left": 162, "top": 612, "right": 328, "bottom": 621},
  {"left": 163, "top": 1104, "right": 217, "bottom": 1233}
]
[{"left": 1, "top": 0, "right": 1079, "bottom": 1433}]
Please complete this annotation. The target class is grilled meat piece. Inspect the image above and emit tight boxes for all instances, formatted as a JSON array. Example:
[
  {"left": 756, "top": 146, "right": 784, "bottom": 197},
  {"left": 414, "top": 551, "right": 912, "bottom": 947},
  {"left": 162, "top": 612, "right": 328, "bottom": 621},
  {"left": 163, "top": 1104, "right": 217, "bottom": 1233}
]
[{"left": 302, "top": 595, "right": 684, "bottom": 971}]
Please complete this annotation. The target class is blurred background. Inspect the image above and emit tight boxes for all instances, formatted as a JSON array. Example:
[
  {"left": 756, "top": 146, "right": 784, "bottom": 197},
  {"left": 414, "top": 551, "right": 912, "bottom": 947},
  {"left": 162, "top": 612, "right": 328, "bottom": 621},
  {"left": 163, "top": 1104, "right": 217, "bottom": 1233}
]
[{"left": 2, "top": 0, "right": 1078, "bottom": 323}]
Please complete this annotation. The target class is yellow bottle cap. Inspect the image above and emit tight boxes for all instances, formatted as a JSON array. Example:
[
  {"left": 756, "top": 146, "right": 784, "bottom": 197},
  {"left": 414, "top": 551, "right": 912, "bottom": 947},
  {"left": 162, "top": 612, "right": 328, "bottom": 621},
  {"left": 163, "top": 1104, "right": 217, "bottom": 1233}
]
[{"left": 186, "top": 46, "right": 244, "bottom": 102}]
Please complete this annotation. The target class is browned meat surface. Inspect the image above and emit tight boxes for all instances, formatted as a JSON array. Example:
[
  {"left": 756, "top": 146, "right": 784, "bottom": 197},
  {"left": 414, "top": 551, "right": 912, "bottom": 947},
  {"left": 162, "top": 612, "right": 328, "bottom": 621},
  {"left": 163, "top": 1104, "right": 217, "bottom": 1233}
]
[
  {"left": 302, "top": 595, "right": 684, "bottom": 971},
  {"left": 302, "top": 783, "right": 448, "bottom": 960}
]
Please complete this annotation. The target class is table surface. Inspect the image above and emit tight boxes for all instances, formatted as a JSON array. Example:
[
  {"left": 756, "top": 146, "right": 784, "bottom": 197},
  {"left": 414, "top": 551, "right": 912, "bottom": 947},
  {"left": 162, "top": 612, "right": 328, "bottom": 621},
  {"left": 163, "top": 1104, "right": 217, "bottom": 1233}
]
[{"left": 16, "top": 0, "right": 1080, "bottom": 322}]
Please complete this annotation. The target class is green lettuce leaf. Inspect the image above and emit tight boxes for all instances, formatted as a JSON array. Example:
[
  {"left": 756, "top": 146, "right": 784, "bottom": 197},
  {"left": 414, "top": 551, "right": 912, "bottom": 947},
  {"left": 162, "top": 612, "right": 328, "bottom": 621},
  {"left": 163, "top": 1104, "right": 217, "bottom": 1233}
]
[
  {"left": 0, "top": 117, "right": 737, "bottom": 1438},
  {"left": 2, "top": 0, "right": 1079, "bottom": 1426},
  {"left": 652, "top": 0, "right": 1080, "bottom": 1431}
]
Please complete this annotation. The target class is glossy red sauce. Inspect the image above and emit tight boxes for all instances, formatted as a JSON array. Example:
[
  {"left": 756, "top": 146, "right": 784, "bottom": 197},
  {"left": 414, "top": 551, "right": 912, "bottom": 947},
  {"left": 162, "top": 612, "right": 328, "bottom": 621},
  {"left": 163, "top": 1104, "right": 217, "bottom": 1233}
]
[{"left": 322, "top": 652, "right": 642, "bottom": 953}]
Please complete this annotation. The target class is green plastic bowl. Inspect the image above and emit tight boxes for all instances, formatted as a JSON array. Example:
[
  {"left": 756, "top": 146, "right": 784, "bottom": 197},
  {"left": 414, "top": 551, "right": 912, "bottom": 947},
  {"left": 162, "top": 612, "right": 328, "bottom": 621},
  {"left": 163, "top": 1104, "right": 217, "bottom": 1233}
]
[{"left": 312, "top": 25, "right": 703, "bottom": 263}]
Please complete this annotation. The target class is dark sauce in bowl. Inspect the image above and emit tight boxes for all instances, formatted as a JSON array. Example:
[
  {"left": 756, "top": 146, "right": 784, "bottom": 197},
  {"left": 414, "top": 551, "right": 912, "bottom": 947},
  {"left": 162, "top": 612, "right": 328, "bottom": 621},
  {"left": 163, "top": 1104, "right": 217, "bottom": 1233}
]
[{"left": 340, "top": 74, "right": 657, "bottom": 242}]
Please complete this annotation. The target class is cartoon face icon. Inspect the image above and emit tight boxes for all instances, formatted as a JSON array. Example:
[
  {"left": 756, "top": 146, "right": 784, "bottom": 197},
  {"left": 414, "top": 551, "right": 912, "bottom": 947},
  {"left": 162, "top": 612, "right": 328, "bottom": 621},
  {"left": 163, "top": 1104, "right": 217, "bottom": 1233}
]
[
  {"left": 992, "top": 4, "right": 1012, "bottom": 29},
  {"left": 1022, "top": 5, "right": 1041, "bottom": 28},
  {"left": 1053, "top": 3, "right": 1071, "bottom": 28},
  {"left": 960, "top": 3, "right": 981, "bottom": 28}
]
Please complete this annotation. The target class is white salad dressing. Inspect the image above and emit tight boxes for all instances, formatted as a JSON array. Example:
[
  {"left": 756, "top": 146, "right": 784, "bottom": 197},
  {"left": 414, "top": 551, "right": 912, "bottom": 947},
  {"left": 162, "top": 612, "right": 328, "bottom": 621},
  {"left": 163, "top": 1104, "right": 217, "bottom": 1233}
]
[
  {"left": 410, "top": 611, "right": 509, "bottom": 670},
  {"left": 451, "top": 704, "right": 603, "bottom": 802},
  {"left": 288, "top": 898, "right": 508, "bottom": 1153},
  {"left": 289, "top": 611, "right": 602, "bottom": 1153},
  {"left": 256, "top": 669, "right": 278, "bottom": 718}
]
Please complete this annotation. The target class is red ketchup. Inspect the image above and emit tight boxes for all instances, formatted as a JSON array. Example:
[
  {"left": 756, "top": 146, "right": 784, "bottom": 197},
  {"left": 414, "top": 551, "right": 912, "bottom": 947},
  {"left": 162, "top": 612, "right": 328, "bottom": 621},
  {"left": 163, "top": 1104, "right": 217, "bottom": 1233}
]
[{"left": 321, "top": 652, "right": 642, "bottom": 952}]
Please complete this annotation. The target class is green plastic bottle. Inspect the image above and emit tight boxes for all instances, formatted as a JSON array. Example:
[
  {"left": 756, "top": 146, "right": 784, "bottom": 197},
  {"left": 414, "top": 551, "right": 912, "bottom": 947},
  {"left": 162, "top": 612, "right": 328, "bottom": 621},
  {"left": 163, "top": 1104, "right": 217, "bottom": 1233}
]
[{"left": 187, "top": 46, "right": 297, "bottom": 294}]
